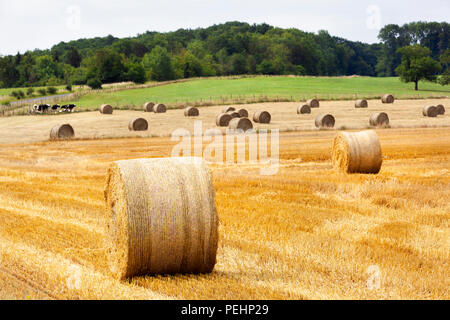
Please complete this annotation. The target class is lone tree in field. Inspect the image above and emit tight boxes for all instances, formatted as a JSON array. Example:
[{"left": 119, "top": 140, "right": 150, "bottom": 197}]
[{"left": 395, "top": 45, "right": 441, "bottom": 90}]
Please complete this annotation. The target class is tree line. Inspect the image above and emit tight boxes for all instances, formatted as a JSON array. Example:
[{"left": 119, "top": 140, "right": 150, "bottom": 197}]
[{"left": 0, "top": 21, "right": 448, "bottom": 89}]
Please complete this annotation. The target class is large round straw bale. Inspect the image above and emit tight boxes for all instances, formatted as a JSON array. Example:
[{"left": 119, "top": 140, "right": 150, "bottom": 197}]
[
  {"left": 50, "top": 124, "right": 75, "bottom": 140},
  {"left": 228, "top": 118, "right": 253, "bottom": 132},
  {"left": 253, "top": 111, "right": 271, "bottom": 124},
  {"left": 369, "top": 112, "right": 390, "bottom": 127},
  {"left": 223, "top": 107, "right": 236, "bottom": 113},
  {"left": 332, "top": 130, "right": 382, "bottom": 174},
  {"left": 154, "top": 104, "right": 167, "bottom": 113},
  {"left": 216, "top": 113, "right": 232, "bottom": 127},
  {"left": 143, "top": 102, "right": 155, "bottom": 113},
  {"left": 227, "top": 111, "right": 240, "bottom": 119},
  {"left": 355, "top": 99, "right": 368, "bottom": 108},
  {"left": 307, "top": 99, "right": 320, "bottom": 108},
  {"left": 436, "top": 104, "right": 445, "bottom": 115},
  {"left": 184, "top": 107, "right": 200, "bottom": 117},
  {"left": 100, "top": 104, "right": 113, "bottom": 114},
  {"left": 297, "top": 104, "right": 311, "bottom": 114},
  {"left": 237, "top": 109, "right": 249, "bottom": 118},
  {"left": 104, "top": 157, "right": 218, "bottom": 279},
  {"left": 315, "top": 114, "right": 335, "bottom": 128},
  {"left": 382, "top": 94, "right": 394, "bottom": 104},
  {"left": 423, "top": 105, "right": 438, "bottom": 117},
  {"left": 128, "top": 118, "right": 149, "bottom": 131}
]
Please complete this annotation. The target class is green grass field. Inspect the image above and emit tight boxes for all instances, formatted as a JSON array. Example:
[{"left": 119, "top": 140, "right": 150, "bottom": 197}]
[{"left": 70, "top": 76, "right": 449, "bottom": 109}]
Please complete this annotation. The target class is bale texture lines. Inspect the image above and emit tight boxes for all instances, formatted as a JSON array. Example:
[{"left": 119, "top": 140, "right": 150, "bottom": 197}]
[
  {"left": 369, "top": 112, "right": 390, "bottom": 127},
  {"left": 104, "top": 157, "right": 219, "bottom": 279},
  {"left": 332, "top": 130, "right": 382, "bottom": 174},
  {"left": 50, "top": 124, "right": 75, "bottom": 141},
  {"left": 315, "top": 114, "right": 335, "bottom": 128}
]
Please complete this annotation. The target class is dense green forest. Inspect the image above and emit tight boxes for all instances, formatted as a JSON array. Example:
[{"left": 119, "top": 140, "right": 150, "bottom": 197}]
[{"left": 0, "top": 21, "right": 448, "bottom": 89}]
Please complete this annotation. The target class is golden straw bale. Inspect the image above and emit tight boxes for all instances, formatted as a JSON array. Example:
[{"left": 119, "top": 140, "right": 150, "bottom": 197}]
[
  {"left": 143, "top": 102, "right": 155, "bottom": 113},
  {"left": 253, "top": 111, "right": 271, "bottom": 124},
  {"left": 297, "top": 104, "right": 311, "bottom": 114},
  {"left": 50, "top": 124, "right": 75, "bottom": 140},
  {"left": 128, "top": 118, "right": 149, "bottom": 131},
  {"left": 369, "top": 112, "right": 390, "bottom": 127},
  {"left": 423, "top": 106, "right": 438, "bottom": 117},
  {"left": 184, "top": 107, "right": 200, "bottom": 117},
  {"left": 332, "top": 130, "right": 382, "bottom": 174},
  {"left": 436, "top": 104, "right": 445, "bottom": 115},
  {"left": 307, "top": 99, "right": 320, "bottom": 108},
  {"left": 355, "top": 99, "right": 368, "bottom": 108},
  {"left": 382, "top": 94, "right": 395, "bottom": 104},
  {"left": 228, "top": 118, "right": 253, "bottom": 131},
  {"left": 315, "top": 114, "right": 335, "bottom": 128},
  {"left": 100, "top": 104, "right": 113, "bottom": 114},
  {"left": 154, "top": 104, "right": 167, "bottom": 113},
  {"left": 216, "top": 113, "right": 232, "bottom": 127},
  {"left": 104, "top": 157, "right": 218, "bottom": 279},
  {"left": 237, "top": 109, "right": 249, "bottom": 118},
  {"left": 223, "top": 107, "right": 236, "bottom": 113}
]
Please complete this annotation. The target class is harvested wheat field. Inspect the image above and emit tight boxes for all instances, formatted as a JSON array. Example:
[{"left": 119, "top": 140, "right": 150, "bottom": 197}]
[
  {"left": 0, "top": 98, "right": 448, "bottom": 144},
  {"left": 0, "top": 127, "right": 449, "bottom": 300}
]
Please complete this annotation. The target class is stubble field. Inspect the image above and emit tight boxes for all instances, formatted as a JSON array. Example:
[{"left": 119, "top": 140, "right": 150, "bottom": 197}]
[{"left": 0, "top": 126, "right": 448, "bottom": 300}]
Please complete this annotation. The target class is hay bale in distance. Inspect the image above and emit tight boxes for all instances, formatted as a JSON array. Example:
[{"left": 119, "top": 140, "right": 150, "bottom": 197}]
[
  {"left": 154, "top": 104, "right": 167, "bottom": 113},
  {"left": 381, "top": 94, "right": 395, "bottom": 104},
  {"left": 143, "top": 102, "right": 155, "bottom": 113},
  {"left": 223, "top": 107, "right": 236, "bottom": 113},
  {"left": 436, "top": 104, "right": 445, "bottom": 115},
  {"left": 332, "top": 130, "right": 382, "bottom": 174},
  {"left": 253, "top": 111, "right": 271, "bottom": 124},
  {"left": 369, "top": 112, "right": 390, "bottom": 127},
  {"left": 355, "top": 99, "right": 368, "bottom": 108},
  {"left": 216, "top": 113, "right": 232, "bottom": 127},
  {"left": 227, "top": 111, "right": 240, "bottom": 119},
  {"left": 315, "top": 114, "right": 335, "bottom": 128},
  {"left": 104, "top": 157, "right": 218, "bottom": 279},
  {"left": 423, "top": 106, "right": 438, "bottom": 117},
  {"left": 50, "top": 124, "right": 75, "bottom": 140},
  {"left": 228, "top": 118, "right": 253, "bottom": 132},
  {"left": 184, "top": 107, "right": 200, "bottom": 117},
  {"left": 297, "top": 104, "right": 311, "bottom": 114},
  {"left": 307, "top": 99, "right": 320, "bottom": 108},
  {"left": 128, "top": 118, "right": 149, "bottom": 131},
  {"left": 100, "top": 104, "right": 113, "bottom": 114},
  {"left": 237, "top": 109, "right": 249, "bottom": 118}
]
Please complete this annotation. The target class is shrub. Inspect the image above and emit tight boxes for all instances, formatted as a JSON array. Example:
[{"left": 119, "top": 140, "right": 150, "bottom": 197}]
[
  {"left": 37, "top": 88, "right": 47, "bottom": 96},
  {"left": 0, "top": 99, "right": 11, "bottom": 105},
  {"left": 27, "top": 88, "right": 35, "bottom": 96},
  {"left": 66, "top": 84, "right": 73, "bottom": 92},
  {"left": 47, "top": 87, "right": 58, "bottom": 95},
  {"left": 87, "top": 78, "right": 102, "bottom": 90}
]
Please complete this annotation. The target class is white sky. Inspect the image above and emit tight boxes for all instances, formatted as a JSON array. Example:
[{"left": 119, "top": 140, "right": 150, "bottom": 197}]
[{"left": 0, "top": 0, "right": 448, "bottom": 55}]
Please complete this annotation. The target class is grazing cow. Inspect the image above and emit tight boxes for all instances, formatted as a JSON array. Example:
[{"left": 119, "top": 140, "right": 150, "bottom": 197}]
[
  {"left": 67, "top": 104, "right": 76, "bottom": 112},
  {"left": 37, "top": 104, "right": 50, "bottom": 113},
  {"left": 52, "top": 104, "right": 60, "bottom": 111},
  {"left": 60, "top": 105, "right": 68, "bottom": 112}
]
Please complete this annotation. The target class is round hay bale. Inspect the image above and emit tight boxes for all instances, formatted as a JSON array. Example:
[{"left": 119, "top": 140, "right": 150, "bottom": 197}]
[
  {"left": 50, "top": 124, "right": 75, "bottom": 140},
  {"left": 422, "top": 106, "right": 438, "bottom": 117},
  {"left": 315, "top": 114, "right": 335, "bottom": 128},
  {"left": 100, "top": 104, "right": 113, "bottom": 114},
  {"left": 355, "top": 99, "right": 368, "bottom": 108},
  {"left": 253, "top": 111, "right": 271, "bottom": 124},
  {"left": 216, "top": 113, "right": 232, "bottom": 127},
  {"left": 436, "top": 104, "right": 445, "bottom": 115},
  {"left": 237, "top": 109, "right": 249, "bottom": 118},
  {"left": 307, "top": 99, "right": 320, "bottom": 108},
  {"left": 104, "top": 157, "right": 218, "bottom": 279},
  {"left": 332, "top": 130, "right": 382, "bottom": 174},
  {"left": 223, "top": 107, "right": 236, "bottom": 113},
  {"left": 227, "top": 111, "right": 240, "bottom": 119},
  {"left": 128, "top": 118, "right": 149, "bottom": 131},
  {"left": 369, "top": 112, "right": 390, "bottom": 127},
  {"left": 184, "top": 107, "right": 200, "bottom": 117},
  {"left": 297, "top": 104, "right": 311, "bottom": 114},
  {"left": 381, "top": 94, "right": 395, "bottom": 104},
  {"left": 154, "top": 104, "right": 167, "bottom": 113},
  {"left": 143, "top": 102, "right": 155, "bottom": 113},
  {"left": 228, "top": 118, "right": 253, "bottom": 132}
]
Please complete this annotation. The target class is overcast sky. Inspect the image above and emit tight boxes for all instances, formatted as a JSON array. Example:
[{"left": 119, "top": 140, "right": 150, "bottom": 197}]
[{"left": 0, "top": 0, "right": 448, "bottom": 55}]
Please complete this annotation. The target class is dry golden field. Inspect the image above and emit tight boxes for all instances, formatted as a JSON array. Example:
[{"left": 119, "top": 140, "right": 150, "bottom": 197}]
[
  {"left": 0, "top": 98, "right": 448, "bottom": 144},
  {"left": 0, "top": 124, "right": 448, "bottom": 299}
]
